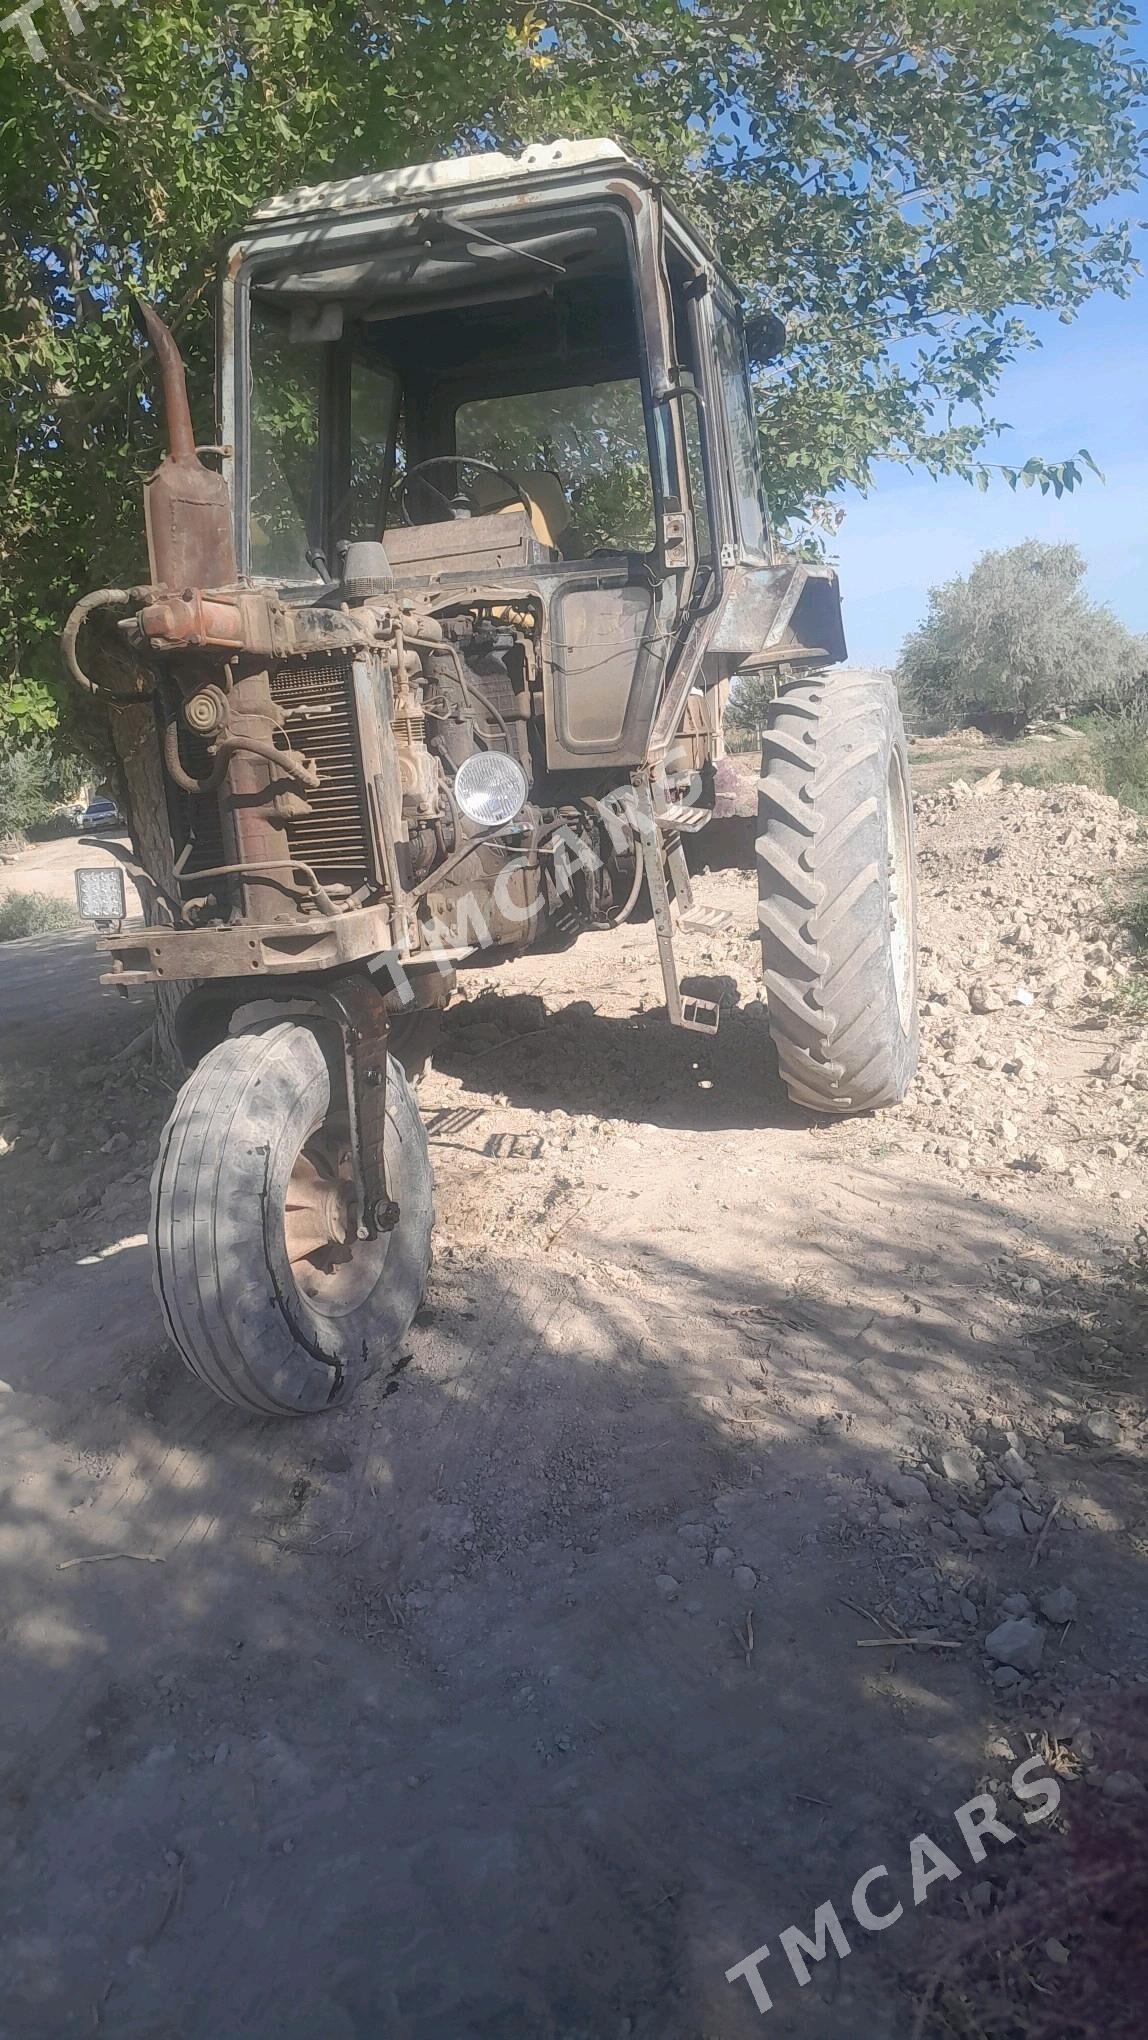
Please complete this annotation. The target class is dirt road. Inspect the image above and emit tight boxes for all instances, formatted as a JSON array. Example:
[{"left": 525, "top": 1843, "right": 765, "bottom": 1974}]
[
  {"left": 0, "top": 827, "right": 132, "bottom": 904},
  {"left": 1, "top": 773, "right": 1146, "bottom": 2037}
]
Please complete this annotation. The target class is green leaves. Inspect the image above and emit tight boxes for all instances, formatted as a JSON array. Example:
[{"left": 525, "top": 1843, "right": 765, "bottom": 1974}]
[
  {"left": 897, "top": 539, "right": 1144, "bottom": 726},
  {"left": 984, "top": 447, "right": 1106, "bottom": 498},
  {"left": 0, "top": 1, "right": 1142, "bottom": 727}
]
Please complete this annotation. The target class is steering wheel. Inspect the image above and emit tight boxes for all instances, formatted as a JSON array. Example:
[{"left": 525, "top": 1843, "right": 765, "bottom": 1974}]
[{"left": 396, "top": 455, "right": 532, "bottom": 527}]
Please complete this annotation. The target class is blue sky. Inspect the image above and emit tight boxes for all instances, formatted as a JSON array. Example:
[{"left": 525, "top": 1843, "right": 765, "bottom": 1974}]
[{"left": 830, "top": 27, "right": 1148, "bottom": 668}]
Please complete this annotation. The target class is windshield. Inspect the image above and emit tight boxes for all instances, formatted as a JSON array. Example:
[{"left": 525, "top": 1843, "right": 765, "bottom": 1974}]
[
  {"left": 454, "top": 381, "right": 655, "bottom": 553},
  {"left": 247, "top": 302, "right": 402, "bottom": 582},
  {"left": 242, "top": 236, "right": 661, "bottom": 577}
]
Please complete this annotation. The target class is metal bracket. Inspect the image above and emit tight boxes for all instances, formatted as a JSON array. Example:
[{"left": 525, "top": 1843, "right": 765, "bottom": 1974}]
[
  {"left": 312, "top": 978, "right": 397, "bottom": 1240},
  {"left": 231, "top": 980, "right": 396, "bottom": 1239},
  {"left": 631, "top": 776, "right": 721, "bottom": 1035}
]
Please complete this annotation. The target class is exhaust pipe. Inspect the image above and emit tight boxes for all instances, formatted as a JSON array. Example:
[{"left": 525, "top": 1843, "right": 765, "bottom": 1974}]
[{"left": 135, "top": 298, "right": 237, "bottom": 590}]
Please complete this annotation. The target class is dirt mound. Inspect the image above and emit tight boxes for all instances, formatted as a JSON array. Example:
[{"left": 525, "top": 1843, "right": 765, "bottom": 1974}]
[{"left": 876, "top": 776, "right": 1147, "bottom": 1197}]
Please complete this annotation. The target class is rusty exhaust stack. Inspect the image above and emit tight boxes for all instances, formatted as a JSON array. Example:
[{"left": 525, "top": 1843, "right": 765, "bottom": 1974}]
[{"left": 135, "top": 298, "right": 237, "bottom": 590}]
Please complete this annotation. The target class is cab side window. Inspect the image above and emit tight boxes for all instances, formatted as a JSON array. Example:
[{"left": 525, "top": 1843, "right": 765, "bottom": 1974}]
[{"left": 714, "top": 306, "right": 768, "bottom": 558}]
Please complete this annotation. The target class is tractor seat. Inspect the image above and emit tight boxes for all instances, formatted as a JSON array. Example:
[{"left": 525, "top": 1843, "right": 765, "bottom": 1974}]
[{"left": 465, "top": 467, "right": 573, "bottom": 554}]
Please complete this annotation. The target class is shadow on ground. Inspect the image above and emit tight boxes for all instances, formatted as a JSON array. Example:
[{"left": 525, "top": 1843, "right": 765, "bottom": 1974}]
[
  {"left": 1, "top": 989, "right": 1146, "bottom": 2039},
  {"left": 437, "top": 988, "right": 808, "bottom": 1134}
]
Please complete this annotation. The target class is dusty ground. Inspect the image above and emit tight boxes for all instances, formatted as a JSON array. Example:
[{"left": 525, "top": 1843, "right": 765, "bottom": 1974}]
[
  {"left": 0, "top": 827, "right": 132, "bottom": 906},
  {"left": 1, "top": 758, "right": 1146, "bottom": 2038}
]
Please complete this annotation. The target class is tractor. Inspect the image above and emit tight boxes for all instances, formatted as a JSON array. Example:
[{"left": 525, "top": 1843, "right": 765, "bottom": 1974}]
[{"left": 64, "top": 139, "right": 917, "bottom": 1416}]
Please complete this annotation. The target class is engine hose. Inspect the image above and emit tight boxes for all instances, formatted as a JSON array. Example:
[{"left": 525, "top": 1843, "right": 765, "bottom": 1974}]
[
  {"left": 404, "top": 635, "right": 511, "bottom": 748},
  {"left": 162, "top": 713, "right": 320, "bottom": 797},
  {"left": 61, "top": 588, "right": 153, "bottom": 703},
  {"left": 581, "top": 794, "right": 646, "bottom": 926},
  {"left": 162, "top": 712, "right": 211, "bottom": 794},
  {"left": 609, "top": 843, "right": 646, "bottom": 927},
  {"left": 465, "top": 679, "right": 512, "bottom": 749}
]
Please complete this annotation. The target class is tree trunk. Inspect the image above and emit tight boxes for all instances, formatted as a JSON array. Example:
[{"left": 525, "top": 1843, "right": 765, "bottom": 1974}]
[{"left": 106, "top": 693, "right": 188, "bottom": 1073}]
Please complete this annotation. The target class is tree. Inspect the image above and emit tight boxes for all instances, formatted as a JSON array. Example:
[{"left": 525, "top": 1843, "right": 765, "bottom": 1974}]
[
  {"left": 1, "top": 3, "right": 1144, "bottom": 738},
  {"left": 897, "top": 540, "right": 1141, "bottom": 731},
  {"left": 725, "top": 673, "right": 777, "bottom": 747}
]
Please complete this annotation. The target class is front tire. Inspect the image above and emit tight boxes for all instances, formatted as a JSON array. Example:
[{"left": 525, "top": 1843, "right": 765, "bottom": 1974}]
[
  {"left": 151, "top": 1022, "right": 433, "bottom": 1415},
  {"left": 756, "top": 670, "right": 918, "bottom": 1113}
]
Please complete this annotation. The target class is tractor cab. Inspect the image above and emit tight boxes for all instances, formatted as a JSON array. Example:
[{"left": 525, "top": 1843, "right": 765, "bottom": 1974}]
[{"left": 222, "top": 139, "right": 841, "bottom": 767}]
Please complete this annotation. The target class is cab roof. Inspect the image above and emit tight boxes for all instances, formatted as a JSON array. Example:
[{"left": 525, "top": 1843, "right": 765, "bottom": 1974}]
[
  {"left": 251, "top": 139, "right": 639, "bottom": 226},
  {"left": 246, "top": 138, "right": 724, "bottom": 283}
]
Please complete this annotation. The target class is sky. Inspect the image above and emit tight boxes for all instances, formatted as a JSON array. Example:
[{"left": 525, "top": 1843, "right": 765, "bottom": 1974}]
[{"left": 829, "top": 26, "right": 1148, "bottom": 669}]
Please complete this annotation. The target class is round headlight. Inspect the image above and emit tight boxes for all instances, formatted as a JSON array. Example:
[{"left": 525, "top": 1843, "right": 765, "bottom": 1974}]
[{"left": 453, "top": 750, "right": 529, "bottom": 828}]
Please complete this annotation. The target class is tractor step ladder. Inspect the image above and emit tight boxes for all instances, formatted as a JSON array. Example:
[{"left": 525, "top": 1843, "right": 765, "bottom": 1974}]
[{"left": 632, "top": 780, "right": 722, "bottom": 1035}]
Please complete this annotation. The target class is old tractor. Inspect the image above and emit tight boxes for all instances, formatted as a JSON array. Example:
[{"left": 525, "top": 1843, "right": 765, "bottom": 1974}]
[{"left": 64, "top": 140, "right": 917, "bottom": 1416}]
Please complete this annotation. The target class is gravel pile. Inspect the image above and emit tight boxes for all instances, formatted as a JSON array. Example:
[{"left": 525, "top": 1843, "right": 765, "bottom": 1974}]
[{"left": 895, "top": 776, "right": 1147, "bottom": 1195}]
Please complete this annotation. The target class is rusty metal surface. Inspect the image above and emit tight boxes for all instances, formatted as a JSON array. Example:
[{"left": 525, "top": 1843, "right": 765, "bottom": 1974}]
[
  {"left": 709, "top": 560, "right": 846, "bottom": 664},
  {"left": 96, "top": 900, "right": 399, "bottom": 987},
  {"left": 137, "top": 301, "right": 236, "bottom": 591},
  {"left": 384, "top": 511, "right": 546, "bottom": 576},
  {"left": 308, "top": 976, "right": 396, "bottom": 1233}
]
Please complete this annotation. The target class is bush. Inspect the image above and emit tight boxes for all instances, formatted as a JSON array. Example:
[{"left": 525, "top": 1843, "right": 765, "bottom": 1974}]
[
  {"left": 0, "top": 889, "right": 76, "bottom": 940},
  {"left": 1093, "top": 702, "right": 1148, "bottom": 816},
  {"left": 0, "top": 743, "right": 64, "bottom": 841}
]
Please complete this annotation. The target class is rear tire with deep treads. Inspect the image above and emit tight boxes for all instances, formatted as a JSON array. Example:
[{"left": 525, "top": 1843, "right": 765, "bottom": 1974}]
[
  {"left": 756, "top": 669, "right": 918, "bottom": 1114},
  {"left": 151, "top": 1021, "right": 433, "bottom": 1416}
]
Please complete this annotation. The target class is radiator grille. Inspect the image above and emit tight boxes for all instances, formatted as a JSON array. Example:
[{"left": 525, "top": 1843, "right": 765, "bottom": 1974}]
[
  {"left": 171, "top": 727, "right": 228, "bottom": 885},
  {"left": 169, "top": 658, "right": 376, "bottom": 905},
  {"left": 269, "top": 656, "right": 375, "bottom": 893}
]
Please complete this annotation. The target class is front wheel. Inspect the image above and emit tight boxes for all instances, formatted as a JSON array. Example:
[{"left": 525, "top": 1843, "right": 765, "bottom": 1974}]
[
  {"left": 151, "top": 1022, "right": 433, "bottom": 1415},
  {"left": 756, "top": 670, "right": 918, "bottom": 1113}
]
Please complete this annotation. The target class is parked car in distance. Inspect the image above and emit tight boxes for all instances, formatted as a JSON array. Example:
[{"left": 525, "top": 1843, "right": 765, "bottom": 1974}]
[{"left": 79, "top": 795, "right": 122, "bottom": 832}]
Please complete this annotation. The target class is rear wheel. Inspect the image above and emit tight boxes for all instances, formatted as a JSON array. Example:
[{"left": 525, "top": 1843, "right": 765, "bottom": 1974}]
[
  {"left": 151, "top": 1022, "right": 433, "bottom": 1415},
  {"left": 756, "top": 670, "right": 918, "bottom": 1113}
]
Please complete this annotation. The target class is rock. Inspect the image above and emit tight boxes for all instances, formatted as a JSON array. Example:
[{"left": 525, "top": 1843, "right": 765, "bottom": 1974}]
[
  {"left": 999, "top": 1447, "right": 1034, "bottom": 1485},
  {"left": 101, "top": 1129, "right": 130, "bottom": 1155},
  {"left": 1036, "top": 1144, "right": 1070, "bottom": 1176},
  {"left": 1037, "top": 1586, "right": 1078, "bottom": 1626},
  {"left": 952, "top": 1509, "right": 983, "bottom": 1543},
  {"left": 732, "top": 1565, "right": 758, "bottom": 1594},
  {"left": 710, "top": 1545, "right": 735, "bottom": 1571},
  {"left": 936, "top": 1448, "right": 980, "bottom": 1488},
  {"left": 654, "top": 1574, "right": 680, "bottom": 1602},
  {"left": 1100, "top": 1770, "right": 1144, "bottom": 1802},
  {"left": 47, "top": 1137, "right": 67, "bottom": 1165},
  {"left": 984, "top": 1423, "right": 1021, "bottom": 1454},
  {"left": 969, "top": 980, "right": 1005, "bottom": 1014},
  {"left": 1020, "top": 1506, "right": 1044, "bottom": 1534},
  {"left": 676, "top": 1522, "right": 710, "bottom": 1547},
  {"left": 992, "top": 1665, "right": 1021, "bottom": 1689},
  {"left": 1045, "top": 1939, "right": 1071, "bottom": 1966},
  {"left": 876, "top": 1509, "right": 901, "bottom": 1531},
  {"left": 999, "top": 1592, "right": 1032, "bottom": 1618},
  {"left": 885, "top": 1471, "right": 931, "bottom": 1506},
  {"left": 981, "top": 1496, "right": 1027, "bottom": 1541},
  {"left": 970, "top": 1881, "right": 994, "bottom": 1911},
  {"left": 1081, "top": 1410, "right": 1122, "bottom": 1446},
  {"left": 1011, "top": 986, "right": 1035, "bottom": 1007},
  {"left": 1021, "top": 1277, "right": 1044, "bottom": 1301},
  {"left": 984, "top": 1616, "right": 1045, "bottom": 1674}
]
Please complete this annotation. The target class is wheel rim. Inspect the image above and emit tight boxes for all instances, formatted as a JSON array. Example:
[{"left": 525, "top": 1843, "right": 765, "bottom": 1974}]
[
  {"left": 887, "top": 750, "right": 915, "bottom": 1032},
  {"left": 283, "top": 1116, "right": 390, "bottom": 1318}
]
